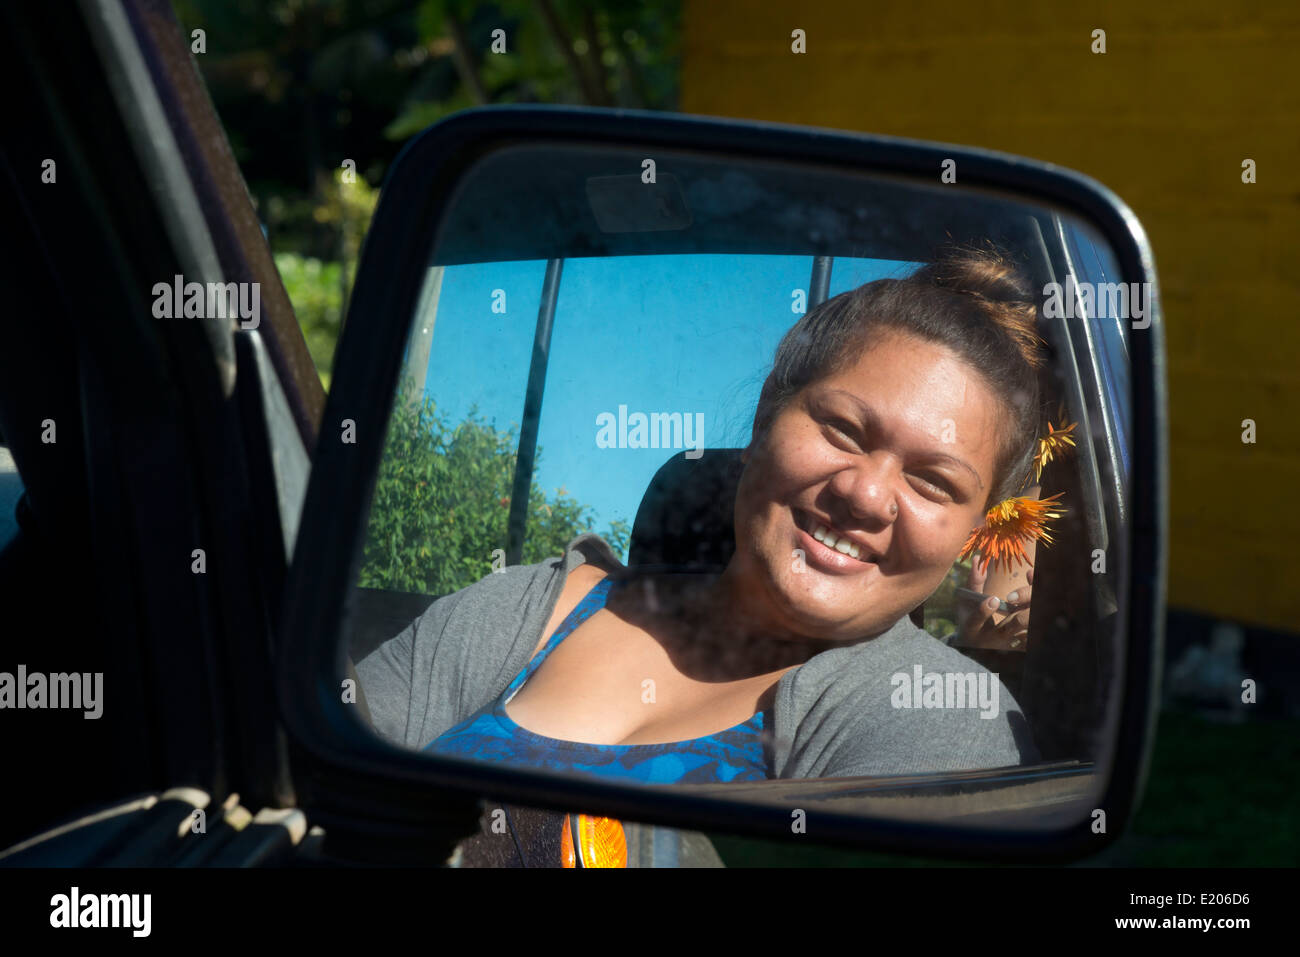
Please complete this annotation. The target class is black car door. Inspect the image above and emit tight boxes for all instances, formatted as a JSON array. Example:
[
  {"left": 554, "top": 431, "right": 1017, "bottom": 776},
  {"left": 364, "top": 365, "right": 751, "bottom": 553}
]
[{"left": 0, "top": 0, "right": 321, "bottom": 864}]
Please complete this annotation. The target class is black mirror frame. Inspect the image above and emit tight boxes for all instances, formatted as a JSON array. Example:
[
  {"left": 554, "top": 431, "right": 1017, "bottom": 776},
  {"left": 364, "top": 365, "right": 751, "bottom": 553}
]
[{"left": 278, "top": 104, "right": 1166, "bottom": 863}]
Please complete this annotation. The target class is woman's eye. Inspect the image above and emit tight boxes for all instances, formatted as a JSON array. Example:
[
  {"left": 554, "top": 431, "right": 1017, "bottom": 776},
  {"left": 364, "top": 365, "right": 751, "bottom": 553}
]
[
  {"left": 822, "top": 418, "right": 862, "bottom": 447},
  {"left": 910, "top": 473, "right": 954, "bottom": 501}
]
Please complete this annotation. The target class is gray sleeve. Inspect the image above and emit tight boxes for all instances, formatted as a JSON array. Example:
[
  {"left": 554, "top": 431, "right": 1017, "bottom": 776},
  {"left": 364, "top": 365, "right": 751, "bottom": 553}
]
[
  {"left": 772, "top": 622, "right": 1039, "bottom": 779},
  {"left": 354, "top": 533, "right": 625, "bottom": 751},
  {"left": 355, "top": 612, "right": 418, "bottom": 748}
]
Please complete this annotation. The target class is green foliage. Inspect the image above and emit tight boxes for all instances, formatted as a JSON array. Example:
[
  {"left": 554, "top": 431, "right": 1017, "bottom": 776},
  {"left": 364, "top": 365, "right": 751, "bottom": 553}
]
[
  {"left": 390, "top": 0, "right": 683, "bottom": 137},
  {"left": 924, "top": 557, "right": 971, "bottom": 641},
  {"left": 272, "top": 171, "right": 380, "bottom": 388},
  {"left": 173, "top": 0, "right": 680, "bottom": 392},
  {"left": 311, "top": 168, "right": 381, "bottom": 272},
  {"left": 383, "top": 87, "right": 481, "bottom": 140},
  {"left": 359, "top": 392, "right": 629, "bottom": 596},
  {"left": 274, "top": 253, "right": 342, "bottom": 389}
]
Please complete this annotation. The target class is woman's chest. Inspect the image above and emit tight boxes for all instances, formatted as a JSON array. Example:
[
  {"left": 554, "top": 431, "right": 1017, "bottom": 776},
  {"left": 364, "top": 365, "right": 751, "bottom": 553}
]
[{"left": 504, "top": 610, "right": 795, "bottom": 746}]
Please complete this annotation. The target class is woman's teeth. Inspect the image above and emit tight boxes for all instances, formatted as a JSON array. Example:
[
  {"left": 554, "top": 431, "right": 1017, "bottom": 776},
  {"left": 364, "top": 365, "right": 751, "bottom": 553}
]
[{"left": 812, "top": 524, "right": 866, "bottom": 561}]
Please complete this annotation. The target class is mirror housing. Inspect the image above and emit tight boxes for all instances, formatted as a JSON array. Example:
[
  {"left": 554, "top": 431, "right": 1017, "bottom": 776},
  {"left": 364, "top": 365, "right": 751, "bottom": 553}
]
[{"left": 279, "top": 105, "right": 1166, "bottom": 864}]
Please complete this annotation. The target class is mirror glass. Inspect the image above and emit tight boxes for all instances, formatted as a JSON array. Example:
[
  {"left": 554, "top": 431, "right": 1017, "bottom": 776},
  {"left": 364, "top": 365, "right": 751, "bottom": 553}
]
[{"left": 347, "top": 141, "right": 1135, "bottom": 830}]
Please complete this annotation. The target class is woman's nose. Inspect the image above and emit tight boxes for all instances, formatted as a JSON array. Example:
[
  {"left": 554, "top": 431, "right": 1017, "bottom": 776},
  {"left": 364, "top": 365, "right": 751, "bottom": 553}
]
[{"left": 827, "top": 454, "right": 899, "bottom": 525}]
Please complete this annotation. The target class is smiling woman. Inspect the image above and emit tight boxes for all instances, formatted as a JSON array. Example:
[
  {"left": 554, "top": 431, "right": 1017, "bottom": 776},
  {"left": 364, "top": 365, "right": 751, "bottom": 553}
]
[
  {"left": 357, "top": 244, "right": 1051, "bottom": 784},
  {"left": 734, "top": 245, "right": 1047, "bottom": 643}
]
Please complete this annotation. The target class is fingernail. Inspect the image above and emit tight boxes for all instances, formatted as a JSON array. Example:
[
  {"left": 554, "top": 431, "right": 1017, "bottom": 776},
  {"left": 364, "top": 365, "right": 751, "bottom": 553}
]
[
  {"left": 1007, "top": 591, "right": 1020, "bottom": 603},
  {"left": 986, "top": 598, "right": 999, "bottom": 610}
]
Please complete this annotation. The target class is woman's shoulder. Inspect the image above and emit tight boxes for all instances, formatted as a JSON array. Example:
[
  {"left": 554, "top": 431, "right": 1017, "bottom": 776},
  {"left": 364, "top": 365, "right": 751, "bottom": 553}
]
[
  {"left": 783, "top": 615, "right": 969, "bottom": 679},
  {"left": 769, "top": 616, "right": 1035, "bottom": 777},
  {"left": 411, "top": 537, "right": 616, "bottom": 648},
  {"left": 780, "top": 617, "right": 1024, "bottom": 715},
  {"left": 531, "top": 561, "right": 612, "bottom": 657},
  {"left": 355, "top": 533, "right": 626, "bottom": 749}
]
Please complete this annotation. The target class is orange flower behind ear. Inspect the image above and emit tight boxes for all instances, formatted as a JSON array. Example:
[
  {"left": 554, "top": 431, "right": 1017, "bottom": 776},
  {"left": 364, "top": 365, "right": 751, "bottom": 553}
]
[
  {"left": 959, "top": 493, "right": 1066, "bottom": 573},
  {"left": 1033, "top": 420, "right": 1077, "bottom": 482}
]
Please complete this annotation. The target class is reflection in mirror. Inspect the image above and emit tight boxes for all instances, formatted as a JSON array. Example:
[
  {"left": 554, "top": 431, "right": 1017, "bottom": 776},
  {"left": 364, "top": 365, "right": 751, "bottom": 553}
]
[{"left": 346, "top": 144, "right": 1131, "bottom": 831}]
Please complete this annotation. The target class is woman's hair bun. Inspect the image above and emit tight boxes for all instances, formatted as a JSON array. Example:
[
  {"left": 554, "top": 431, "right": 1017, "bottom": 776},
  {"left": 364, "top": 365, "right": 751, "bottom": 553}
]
[{"left": 913, "top": 244, "right": 1047, "bottom": 371}]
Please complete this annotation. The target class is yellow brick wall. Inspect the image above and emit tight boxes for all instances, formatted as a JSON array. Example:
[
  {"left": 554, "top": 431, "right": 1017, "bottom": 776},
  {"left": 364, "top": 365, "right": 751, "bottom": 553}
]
[{"left": 681, "top": 0, "right": 1300, "bottom": 632}]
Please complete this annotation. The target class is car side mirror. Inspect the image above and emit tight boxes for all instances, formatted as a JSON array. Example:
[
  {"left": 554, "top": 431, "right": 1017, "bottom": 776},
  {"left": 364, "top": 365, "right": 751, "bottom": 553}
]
[{"left": 279, "top": 105, "right": 1165, "bottom": 864}]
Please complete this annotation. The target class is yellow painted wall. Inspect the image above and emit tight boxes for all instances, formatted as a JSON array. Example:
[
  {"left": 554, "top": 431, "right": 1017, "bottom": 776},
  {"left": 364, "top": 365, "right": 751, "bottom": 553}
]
[{"left": 681, "top": 1, "right": 1300, "bottom": 633}]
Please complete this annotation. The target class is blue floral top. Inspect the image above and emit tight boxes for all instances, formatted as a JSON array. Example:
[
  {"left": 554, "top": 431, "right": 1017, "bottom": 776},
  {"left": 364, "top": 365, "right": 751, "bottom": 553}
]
[{"left": 424, "top": 577, "right": 770, "bottom": 784}]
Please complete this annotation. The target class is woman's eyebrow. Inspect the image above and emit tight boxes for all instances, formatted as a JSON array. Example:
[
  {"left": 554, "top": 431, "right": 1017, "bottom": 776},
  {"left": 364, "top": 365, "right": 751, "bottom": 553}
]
[{"left": 826, "top": 390, "right": 985, "bottom": 491}]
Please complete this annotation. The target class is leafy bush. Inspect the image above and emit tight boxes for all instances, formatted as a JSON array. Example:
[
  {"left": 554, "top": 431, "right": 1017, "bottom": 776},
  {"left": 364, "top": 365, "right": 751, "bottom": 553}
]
[
  {"left": 274, "top": 252, "right": 343, "bottom": 389},
  {"left": 924, "top": 558, "right": 971, "bottom": 641},
  {"left": 359, "top": 393, "right": 629, "bottom": 596},
  {"left": 273, "top": 171, "right": 381, "bottom": 390}
]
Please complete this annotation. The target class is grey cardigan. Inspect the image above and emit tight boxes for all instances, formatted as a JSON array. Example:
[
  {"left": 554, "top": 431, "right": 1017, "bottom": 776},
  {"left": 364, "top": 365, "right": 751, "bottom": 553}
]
[{"left": 355, "top": 533, "right": 1039, "bottom": 778}]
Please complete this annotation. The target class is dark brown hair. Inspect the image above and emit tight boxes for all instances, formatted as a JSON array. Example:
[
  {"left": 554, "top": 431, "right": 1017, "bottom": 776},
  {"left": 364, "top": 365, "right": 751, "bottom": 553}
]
[{"left": 752, "top": 244, "right": 1048, "bottom": 510}]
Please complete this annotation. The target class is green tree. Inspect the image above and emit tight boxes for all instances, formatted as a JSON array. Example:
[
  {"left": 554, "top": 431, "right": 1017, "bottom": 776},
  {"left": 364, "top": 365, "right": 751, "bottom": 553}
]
[
  {"left": 388, "top": 0, "right": 681, "bottom": 137},
  {"left": 171, "top": 0, "right": 680, "bottom": 389},
  {"left": 360, "top": 392, "right": 629, "bottom": 596},
  {"left": 273, "top": 169, "right": 381, "bottom": 388}
]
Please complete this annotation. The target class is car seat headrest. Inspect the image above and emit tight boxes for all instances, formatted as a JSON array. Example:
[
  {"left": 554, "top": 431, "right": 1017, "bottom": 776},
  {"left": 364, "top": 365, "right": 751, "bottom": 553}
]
[{"left": 628, "top": 449, "right": 745, "bottom": 569}]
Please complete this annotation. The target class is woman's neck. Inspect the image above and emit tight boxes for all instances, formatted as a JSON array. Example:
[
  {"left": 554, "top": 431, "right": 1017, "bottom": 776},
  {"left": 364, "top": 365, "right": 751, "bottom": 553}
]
[{"left": 611, "top": 569, "right": 830, "bottom": 679}]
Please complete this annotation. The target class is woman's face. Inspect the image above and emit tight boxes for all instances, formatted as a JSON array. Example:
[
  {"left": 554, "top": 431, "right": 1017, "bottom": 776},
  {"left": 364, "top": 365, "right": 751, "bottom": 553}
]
[{"left": 731, "top": 330, "right": 1003, "bottom": 642}]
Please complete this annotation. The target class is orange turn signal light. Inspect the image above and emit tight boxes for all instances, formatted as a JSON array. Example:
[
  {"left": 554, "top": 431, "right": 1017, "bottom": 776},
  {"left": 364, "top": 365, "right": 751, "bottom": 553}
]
[{"left": 561, "top": 814, "right": 627, "bottom": 868}]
